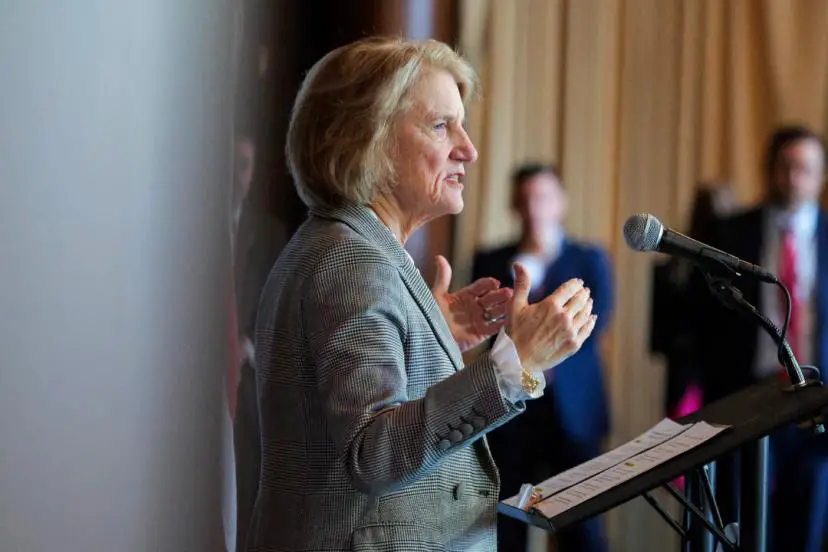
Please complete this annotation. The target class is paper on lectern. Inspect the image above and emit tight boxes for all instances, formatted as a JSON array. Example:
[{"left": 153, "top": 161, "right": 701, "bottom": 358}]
[
  {"left": 534, "top": 421, "right": 729, "bottom": 518},
  {"left": 503, "top": 417, "right": 688, "bottom": 509}
]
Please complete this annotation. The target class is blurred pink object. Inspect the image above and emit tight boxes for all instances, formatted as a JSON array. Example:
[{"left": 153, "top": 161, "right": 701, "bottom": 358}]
[
  {"left": 669, "top": 385, "right": 704, "bottom": 491},
  {"left": 672, "top": 384, "right": 703, "bottom": 419}
]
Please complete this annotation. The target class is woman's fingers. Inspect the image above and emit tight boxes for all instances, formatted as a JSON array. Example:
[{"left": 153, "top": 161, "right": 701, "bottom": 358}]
[
  {"left": 548, "top": 278, "right": 585, "bottom": 308},
  {"left": 571, "top": 298, "right": 593, "bottom": 331},
  {"left": 576, "top": 314, "right": 598, "bottom": 342},
  {"left": 563, "top": 287, "right": 591, "bottom": 314},
  {"left": 477, "top": 287, "right": 513, "bottom": 310}
]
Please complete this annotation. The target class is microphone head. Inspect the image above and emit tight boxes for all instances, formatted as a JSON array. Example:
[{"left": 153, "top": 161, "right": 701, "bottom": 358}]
[{"left": 623, "top": 213, "right": 664, "bottom": 252}]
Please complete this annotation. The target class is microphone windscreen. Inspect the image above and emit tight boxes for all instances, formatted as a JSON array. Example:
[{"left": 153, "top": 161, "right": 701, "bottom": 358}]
[{"left": 623, "top": 213, "right": 663, "bottom": 252}]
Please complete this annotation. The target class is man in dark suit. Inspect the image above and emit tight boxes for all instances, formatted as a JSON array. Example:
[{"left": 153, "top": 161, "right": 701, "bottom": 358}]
[
  {"left": 473, "top": 163, "right": 613, "bottom": 552},
  {"left": 695, "top": 125, "right": 828, "bottom": 551},
  {"left": 650, "top": 183, "right": 736, "bottom": 420}
]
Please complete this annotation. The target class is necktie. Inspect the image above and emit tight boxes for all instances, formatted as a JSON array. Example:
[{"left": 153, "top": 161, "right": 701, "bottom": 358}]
[{"left": 778, "top": 222, "right": 800, "bottom": 371}]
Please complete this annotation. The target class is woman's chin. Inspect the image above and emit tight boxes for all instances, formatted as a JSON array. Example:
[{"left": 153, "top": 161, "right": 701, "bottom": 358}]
[
  {"left": 425, "top": 188, "right": 464, "bottom": 217},
  {"left": 442, "top": 195, "right": 464, "bottom": 215},
  {"left": 444, "top": 185, "right": 465, "bottom": 214}
]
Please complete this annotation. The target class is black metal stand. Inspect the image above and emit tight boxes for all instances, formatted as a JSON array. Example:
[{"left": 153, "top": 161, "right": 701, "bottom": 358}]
[
  {"left": 683, "top": 469, "right": 704, "bottom": 551},
  {"left": 694, "top": 264, "right": 822, "bottom": 550},
  {"left": 700, "top": 463, "right": 721, "bottom": 552},
  {"left": 641, "top": 466, "right": 735, "bottom": 551},
  {"left": 739, "top": 436, "right": 769, "bottom": 552}
]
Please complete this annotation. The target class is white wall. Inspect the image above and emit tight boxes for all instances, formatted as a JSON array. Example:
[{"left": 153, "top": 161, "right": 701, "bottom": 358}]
[{"left": 0, "top": 1, "right": 233, "bottom": 550}]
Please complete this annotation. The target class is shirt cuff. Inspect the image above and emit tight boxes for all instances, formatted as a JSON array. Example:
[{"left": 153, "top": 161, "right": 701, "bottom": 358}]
[{"left": 490, "top": 327, "right": 545, "bottom": 403}]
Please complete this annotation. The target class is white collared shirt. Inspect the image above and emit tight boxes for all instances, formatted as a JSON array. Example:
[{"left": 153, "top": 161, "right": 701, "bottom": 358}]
[
  {"left": 755, "top": 202, "right": 818, "bottom": 377},
  {"left": 510, "top": 225, "right": 565, "bottom": 293}
]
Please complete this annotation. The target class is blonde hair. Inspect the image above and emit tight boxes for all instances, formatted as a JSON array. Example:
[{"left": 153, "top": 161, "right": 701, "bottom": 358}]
[{"left": 286, "top": 36, "right": 478, "bottom": 209}]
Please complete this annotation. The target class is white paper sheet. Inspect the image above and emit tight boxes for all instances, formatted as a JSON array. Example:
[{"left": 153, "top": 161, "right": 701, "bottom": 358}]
[
  {"left": 534, "top": 421, "right": 730, "bottom": 518},
  {"left": 502, "top": 417, "right": 688, "bottom": 508}
]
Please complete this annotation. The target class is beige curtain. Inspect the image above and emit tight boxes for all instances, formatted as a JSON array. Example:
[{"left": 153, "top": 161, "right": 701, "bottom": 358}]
[{"left": 456, "top": 1, "right": 828, "bottom": 550}]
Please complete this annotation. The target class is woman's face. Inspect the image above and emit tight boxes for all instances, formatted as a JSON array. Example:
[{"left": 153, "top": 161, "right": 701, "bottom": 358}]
[{"left": 390, "top": 68, "right": 478, "bottom": 221}]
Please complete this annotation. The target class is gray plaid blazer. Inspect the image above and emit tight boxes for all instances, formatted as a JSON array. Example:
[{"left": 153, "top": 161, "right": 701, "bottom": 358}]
[{"left": 246, "top": 202, "right": 525, "bottom": 552}]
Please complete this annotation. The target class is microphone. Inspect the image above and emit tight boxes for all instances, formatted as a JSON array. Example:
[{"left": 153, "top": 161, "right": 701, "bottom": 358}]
[{"left": 623, "top": 213, "right": 778, "bottom": 283}]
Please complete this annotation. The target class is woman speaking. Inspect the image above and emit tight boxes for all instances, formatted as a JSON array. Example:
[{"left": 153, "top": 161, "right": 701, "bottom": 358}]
[{"left": 246, "top": 36, "right": 597, "bottom": 552}]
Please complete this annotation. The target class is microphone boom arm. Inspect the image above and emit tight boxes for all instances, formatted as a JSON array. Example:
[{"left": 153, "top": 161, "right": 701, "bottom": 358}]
[{"left": 698, "top": 262, "right": 814, "bottom": 390}]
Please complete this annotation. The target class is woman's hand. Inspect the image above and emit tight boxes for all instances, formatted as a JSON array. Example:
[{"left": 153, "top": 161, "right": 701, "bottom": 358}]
[
  {"left": 431, "top": 255, "right": 513, "bottom": 352},
  {"left": 507, "top": 263, "right": 597, "bottom": 373}
]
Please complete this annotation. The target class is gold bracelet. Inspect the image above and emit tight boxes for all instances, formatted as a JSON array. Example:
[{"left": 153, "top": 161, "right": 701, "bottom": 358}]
[{"left": 521, "top": 368, "right": 541, "bottom": 395}]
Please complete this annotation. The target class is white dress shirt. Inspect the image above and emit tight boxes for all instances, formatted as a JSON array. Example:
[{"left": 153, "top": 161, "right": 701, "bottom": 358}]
[
  {"left": 510, "top": 225, "right": 565, "bottom": 295},
  {"left": 755, "top": 202, "right": 818, "bottom": 377}
]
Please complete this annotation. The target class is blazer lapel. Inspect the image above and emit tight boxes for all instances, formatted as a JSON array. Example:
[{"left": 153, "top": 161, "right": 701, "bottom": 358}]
[
  {"left": 736, "top": 207, "right": 765, "bottom": 310},
  {"left": 397, "top": 262, "right": 465, "bottom": 371},
  {"left": 310, "top": 202, "right": 464, "bottom": 371},
  {"left": 741, "top": 207, "right": 765, "bottom": 267},
  {"left": 540, "top": 240, "right": 572, "bottom": 297}
]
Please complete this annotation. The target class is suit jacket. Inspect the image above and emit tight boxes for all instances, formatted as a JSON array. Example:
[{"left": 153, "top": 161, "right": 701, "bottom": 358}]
[
  {"left": 695, "top": 205, "right": 828, "bottom": 403},
  {"left": 650, "top": 259, "right": 705, "bottom": 412},
  {"left": 247, "top": 202, "right": 524, "bottom": 552},
  {"left": 472, "top": 240, "right": 613, "bottom": 445}
]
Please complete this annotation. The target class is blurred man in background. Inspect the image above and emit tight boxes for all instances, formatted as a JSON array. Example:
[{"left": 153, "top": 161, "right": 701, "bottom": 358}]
[
  {"left": 695, "top": 125, "right": 828, "bottom": 551},
  {"left": 650, "top": 181, "right": 737, "bottom": 422},
  {"left": 473, "top": 162, "right": 614, "bottom": 552}
]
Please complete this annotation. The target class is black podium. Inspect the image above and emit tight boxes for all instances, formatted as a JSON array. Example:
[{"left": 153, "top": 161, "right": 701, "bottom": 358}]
[{"left": 498, "top": 377, "right": 828, "bottom": 551}]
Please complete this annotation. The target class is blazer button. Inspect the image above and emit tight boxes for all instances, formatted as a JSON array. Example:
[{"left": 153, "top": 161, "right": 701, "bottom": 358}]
[
  {"left": 438, "top": 439, "right": 451, "bottom": 451},
  {"left": 471, "top": 416, "right": 486, "bottom": 431},
  {"left": 453, "top": 482, "right": 466, "bottom": 500},
  {"left": 459, "top": 423, "right": 474, "bottom": 436},
  {"left": 448, "top": 429, "right": 464, "bottom": 443}
]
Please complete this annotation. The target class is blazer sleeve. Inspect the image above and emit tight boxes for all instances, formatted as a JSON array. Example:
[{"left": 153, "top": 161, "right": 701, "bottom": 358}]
[{"left": 302, "top": 242, "right": 523, "bottom": 495}]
